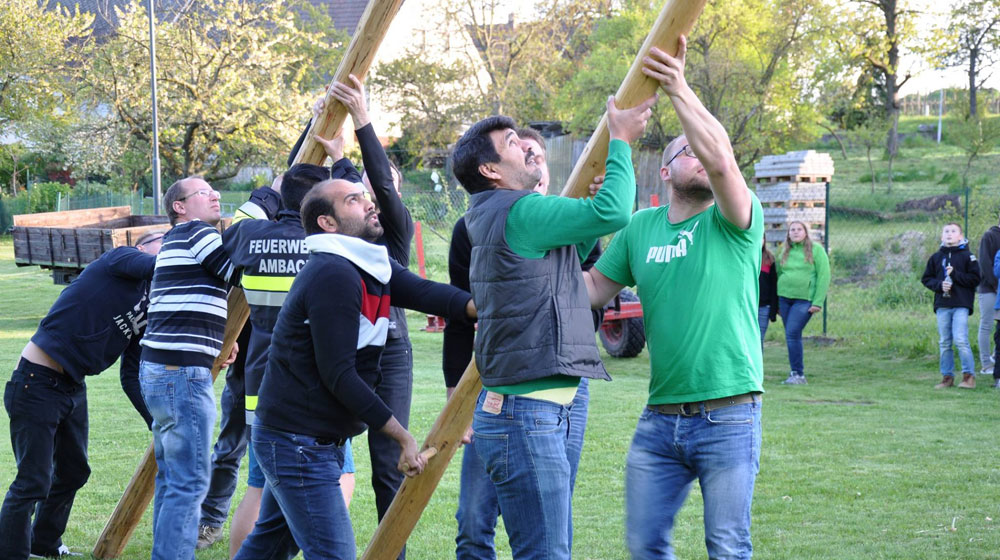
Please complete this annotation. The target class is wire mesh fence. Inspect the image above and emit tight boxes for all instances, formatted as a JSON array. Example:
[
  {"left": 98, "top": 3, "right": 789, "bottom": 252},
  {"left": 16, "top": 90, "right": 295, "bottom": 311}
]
[
  {"left": 5, "top": 165, "right": 997, "bottom": 362},
  {"left": 398, "top": 173, "right": 1000, "bottom": 360}
]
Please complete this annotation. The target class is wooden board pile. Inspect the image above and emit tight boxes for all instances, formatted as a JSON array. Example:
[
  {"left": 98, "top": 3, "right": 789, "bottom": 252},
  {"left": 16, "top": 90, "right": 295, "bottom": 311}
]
[{"left": 753, "top": 150, "right": 834, "bottom": 245}]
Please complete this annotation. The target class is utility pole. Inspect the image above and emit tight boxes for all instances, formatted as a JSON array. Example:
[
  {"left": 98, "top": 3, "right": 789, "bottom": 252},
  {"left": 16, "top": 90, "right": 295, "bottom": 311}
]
[{"left": 148, "top": 0, "right": 162, "bottom": 214}]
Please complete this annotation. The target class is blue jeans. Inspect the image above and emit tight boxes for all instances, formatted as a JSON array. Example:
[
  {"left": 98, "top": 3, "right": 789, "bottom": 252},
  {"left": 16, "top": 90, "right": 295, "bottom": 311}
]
[
  {"left": 233, "top": 425, "right": 353, "bottom": 560},
  {"left": 625, "top": 399, "right": 762, "bottom": 560},
  {"left": 778, "top": 297, "right": 814, "bottom": 374},
  {"left": 0, "top": 360, "right": 90, "bottom": 560},
  {"left": 472, "top": 390, "right": 574, "bottom": 560},
  {"left": 456, "top": 379, "right": 589, "bottom": 560},
  {"left": 757, "top": 305, "right": 771, "bottom": 346},
  {"left": 140, "top": 361, "right": 216, "bottom": 560},
  {"left": 936, "top": 307, "right": 976, "bottom": 376}
]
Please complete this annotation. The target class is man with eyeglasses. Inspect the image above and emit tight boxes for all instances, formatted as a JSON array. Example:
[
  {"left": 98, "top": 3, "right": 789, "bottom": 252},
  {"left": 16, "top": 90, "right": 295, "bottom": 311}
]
[
  {"left": 0, "top": 230, "right": 165, "bottom": 559},
  {"left": 583, "top": 36, "right": 765, "bottom": 559},
  {"left": 138, "top": 177, "right": 241, "bottom": 560}
]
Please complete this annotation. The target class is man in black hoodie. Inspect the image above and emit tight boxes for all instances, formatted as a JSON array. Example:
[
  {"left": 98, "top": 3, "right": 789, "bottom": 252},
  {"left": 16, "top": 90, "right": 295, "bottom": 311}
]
[
  {"left": 233, "top": 178, "right": 475, "bottom": 559},
  {"left": 976, "top": 217, "right": 1000, "bottom": 379},
  {"left": 0, "top": 231, "right": 164, "bottom": 560},
  {"left": 921, "top": 222, "right": 982, "bottom": 389}
]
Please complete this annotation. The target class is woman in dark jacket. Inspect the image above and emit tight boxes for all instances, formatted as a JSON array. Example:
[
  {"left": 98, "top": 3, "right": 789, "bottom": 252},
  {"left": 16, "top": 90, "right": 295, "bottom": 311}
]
[{"left": 758, "top": 234, "right": 779, "bottom": 346}]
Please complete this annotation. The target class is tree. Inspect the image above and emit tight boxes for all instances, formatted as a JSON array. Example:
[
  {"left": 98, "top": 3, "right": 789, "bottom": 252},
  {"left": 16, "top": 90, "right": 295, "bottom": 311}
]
[
  {"left": 0, "top": 0, "right": 93, "bottom": 132},
  {"left": 932, "top": 0, "right": 1000, "bottom": 117},
  {"left": 850, "top": 116, "right": 888, "bottom": 193},
  {"left": 73, "top": 0, "right": 347, "bottom": 186},
  {"left": 950, "top": 97, "right": 1000, "bottom": 190},
  {"left": 847, "top": 0, "right": 918, "bottom": 180},
  {"left": 559, "top": 0, "right": 835, "bottom": 169},
  {"left": 444, "top": 0, "right": 612, "bottom": 123},
  {"left": 370, "top": 53, "right": 481, "bottom": 167}
]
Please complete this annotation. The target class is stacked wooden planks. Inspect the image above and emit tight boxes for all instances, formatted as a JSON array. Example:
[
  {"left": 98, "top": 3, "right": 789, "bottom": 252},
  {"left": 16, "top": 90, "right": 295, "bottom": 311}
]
[{"left": 753, "top": 151, "right": 833, "bottom": 245}]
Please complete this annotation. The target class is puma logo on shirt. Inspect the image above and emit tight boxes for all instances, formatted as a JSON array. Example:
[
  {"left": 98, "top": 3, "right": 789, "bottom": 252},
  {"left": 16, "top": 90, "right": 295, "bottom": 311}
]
[{"left": 645, "top": 221, "right": 699, "bottom": 264}]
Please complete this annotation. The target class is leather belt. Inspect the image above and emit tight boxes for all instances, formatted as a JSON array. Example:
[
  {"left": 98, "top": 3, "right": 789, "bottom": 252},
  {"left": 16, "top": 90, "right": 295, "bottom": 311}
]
[{"left": 647, "top": 392, "right": 760, "bottom": 417}]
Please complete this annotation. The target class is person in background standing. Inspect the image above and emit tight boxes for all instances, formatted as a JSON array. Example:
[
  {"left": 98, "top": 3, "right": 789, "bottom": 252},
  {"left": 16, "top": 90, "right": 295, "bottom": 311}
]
[
  {"left": 922, "top": 222, "right": 981, "bottom": 389},
  {"left": 776, "top": 221, "right": 830, "bottom": 385},
  {"left": 976, "top": 215, "right": 1000, "bottom": 376},
  {"left": 758, "top": 234, "right": 779, "bottom": 347}
]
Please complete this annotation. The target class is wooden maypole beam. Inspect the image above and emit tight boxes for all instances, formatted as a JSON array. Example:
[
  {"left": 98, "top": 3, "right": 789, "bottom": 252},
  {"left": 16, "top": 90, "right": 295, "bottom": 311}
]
[
  {"left": 92, "top": 0, "right": 407, "bottom": 556},
  {"left": 361, "top": 1, "right": 708, "bottom": 558}
]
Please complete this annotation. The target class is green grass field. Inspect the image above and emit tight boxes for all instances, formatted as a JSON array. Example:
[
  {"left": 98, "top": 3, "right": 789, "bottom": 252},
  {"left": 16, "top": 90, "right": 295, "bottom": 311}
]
[{"left": 3, "top": 230, "right": 1000, "bottom": 559}]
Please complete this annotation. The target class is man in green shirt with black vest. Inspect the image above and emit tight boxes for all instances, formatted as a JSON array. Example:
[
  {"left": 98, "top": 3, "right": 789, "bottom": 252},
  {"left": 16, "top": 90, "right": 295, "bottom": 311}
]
[
  {"left": 451, "top": 93, "right": 655, "bottom": 560},
  {"left": 584, "top": 36, "right": 764, "bottom": 559}
]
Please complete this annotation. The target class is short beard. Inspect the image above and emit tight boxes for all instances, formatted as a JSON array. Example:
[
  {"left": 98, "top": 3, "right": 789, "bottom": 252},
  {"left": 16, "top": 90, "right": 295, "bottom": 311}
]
[{"left": 671, "top": 174, "right": 713, "bottom": 205}]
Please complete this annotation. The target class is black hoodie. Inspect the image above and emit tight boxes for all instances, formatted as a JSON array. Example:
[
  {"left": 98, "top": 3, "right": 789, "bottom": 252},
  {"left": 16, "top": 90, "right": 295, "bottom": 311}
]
[
  {"left": 978, "top": 225, "right": 1000, "bottom": 293},
  {"left": 921, "top": 239, "right": 981, "bottom": 312}
]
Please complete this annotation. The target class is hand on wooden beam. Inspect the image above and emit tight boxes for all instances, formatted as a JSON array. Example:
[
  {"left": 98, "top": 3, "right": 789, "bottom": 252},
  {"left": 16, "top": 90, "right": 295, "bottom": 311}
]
[
  {"left": 313, "top": 128, "right": 345, "bottom": 162},
  {"left": 642, "top": 35, "right": 689, "bottom": 98},
  {"left": 607, "top": 94, "right": 658, "bottom": 144},
  {"left": 329, "top": 74, "right": 371, "bottom": 130}
]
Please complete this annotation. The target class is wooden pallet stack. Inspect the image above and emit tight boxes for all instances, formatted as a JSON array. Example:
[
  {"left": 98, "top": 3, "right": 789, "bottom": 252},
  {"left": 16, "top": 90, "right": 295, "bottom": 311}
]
[{"left": 753, "top": 150, "right": 834, "bottom": 246}]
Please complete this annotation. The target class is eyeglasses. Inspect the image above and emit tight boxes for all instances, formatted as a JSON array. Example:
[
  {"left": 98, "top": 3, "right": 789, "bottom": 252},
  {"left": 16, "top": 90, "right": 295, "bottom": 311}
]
[
  {"left": 664, "top": 144, "right": 696, "bottom": 166},
  {"left": 178, "top": 189, "right": 220, "bottom": 202}
]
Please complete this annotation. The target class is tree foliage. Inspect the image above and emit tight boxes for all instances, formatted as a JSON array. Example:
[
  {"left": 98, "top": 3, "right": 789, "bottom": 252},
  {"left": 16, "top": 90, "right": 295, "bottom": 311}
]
[
  {"left": 559, "top": 0, "right": 834, "bottom": 169},
  {"left": 370, "top": 54, "right": 481, "bottom": 168},
  {"left": 930, "top": 0, "right": 1000, "bottom": 117},
  {"left": 0, "top": 0, "right": 93, "bottom": 132},
  {"left": 444, "top": 0, "right": 612, "bottom": 123},
  {"left": 72, "top": 0, "right": 347, "bottom": 186}
]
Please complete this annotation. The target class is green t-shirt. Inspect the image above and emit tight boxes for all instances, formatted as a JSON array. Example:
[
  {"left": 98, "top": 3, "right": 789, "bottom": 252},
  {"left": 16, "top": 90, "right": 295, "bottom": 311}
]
[{"left": 595, "top": 194, "right": 765, "bottom": 404}]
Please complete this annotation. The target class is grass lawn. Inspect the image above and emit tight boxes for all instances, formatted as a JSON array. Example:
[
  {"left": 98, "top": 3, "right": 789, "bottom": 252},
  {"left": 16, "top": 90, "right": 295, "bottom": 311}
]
[{"left": 2, "top": 234, "right": 1000, "bottom": 560}]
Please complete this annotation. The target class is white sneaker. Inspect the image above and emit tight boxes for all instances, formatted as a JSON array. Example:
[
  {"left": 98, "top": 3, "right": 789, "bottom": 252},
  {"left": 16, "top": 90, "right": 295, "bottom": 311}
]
[{"left": 29, "top": 544, "right": 82, "bottom": 557}]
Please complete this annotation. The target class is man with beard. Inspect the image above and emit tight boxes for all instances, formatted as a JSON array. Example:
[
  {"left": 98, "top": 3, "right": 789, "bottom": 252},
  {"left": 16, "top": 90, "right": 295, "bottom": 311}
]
[
  {"left": 445, "top": 127, "right": 602, "bottom": 559},
  {"left": 451, "top": 92, "right": 654, "bottom": 559},
  {"left": 233, "top": 179, "right": 475, "bottom": 559},
  {"left": 583, "top": 37, "right": 764, "bottom": 559}
]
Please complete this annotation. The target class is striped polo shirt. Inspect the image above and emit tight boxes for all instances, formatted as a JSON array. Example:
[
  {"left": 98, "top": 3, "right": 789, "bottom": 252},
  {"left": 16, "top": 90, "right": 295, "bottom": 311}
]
[{"left": 140, "top": 219, "right": 238, "bottom": 369}]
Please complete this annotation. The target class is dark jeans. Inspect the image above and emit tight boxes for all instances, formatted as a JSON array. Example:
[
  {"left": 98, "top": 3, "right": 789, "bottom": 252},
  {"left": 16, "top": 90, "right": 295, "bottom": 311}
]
[
  {"left": 778, "top": 297, "right": 814, "bottom": 374},
  {"left": 368, "top": 336, "right": 412, "bottom": 559},
  {"left": 992, "top": 320, "right": 1000, "bottom": 381},
  {"left": 200, "top": 324, "right": 251, "bottom": 528},
  {"left": 234, "top": 426, "right": 352, "bottom": 560},
  {"left": 0, "top": 359, "right": 90, "bottom": 560}
]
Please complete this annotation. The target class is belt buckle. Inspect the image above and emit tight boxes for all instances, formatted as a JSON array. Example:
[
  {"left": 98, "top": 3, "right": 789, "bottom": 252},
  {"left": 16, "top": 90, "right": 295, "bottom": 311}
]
[{"left": 678, "top": 402, "right": 696, "bottom": 416}]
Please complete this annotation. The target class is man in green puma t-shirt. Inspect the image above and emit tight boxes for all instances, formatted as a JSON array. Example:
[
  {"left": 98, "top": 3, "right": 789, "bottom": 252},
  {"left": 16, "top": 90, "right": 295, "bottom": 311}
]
[
  {"left": 450, "top": 94, "right": 656, "bottom": 560},
  {"left": 585, "top": 36, "right": 764, "bottom": 560}
]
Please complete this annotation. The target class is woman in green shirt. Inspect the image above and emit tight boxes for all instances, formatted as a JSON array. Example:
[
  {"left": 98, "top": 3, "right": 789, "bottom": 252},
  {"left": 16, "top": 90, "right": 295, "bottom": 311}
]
[{"left": 776, "top": 221, "right": 831, "bottom": 384}]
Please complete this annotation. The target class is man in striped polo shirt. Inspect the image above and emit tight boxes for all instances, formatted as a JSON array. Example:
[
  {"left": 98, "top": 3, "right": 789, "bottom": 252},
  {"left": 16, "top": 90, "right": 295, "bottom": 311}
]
[{"left": 139, "top": 177, "right": 240, "bottom": 560}]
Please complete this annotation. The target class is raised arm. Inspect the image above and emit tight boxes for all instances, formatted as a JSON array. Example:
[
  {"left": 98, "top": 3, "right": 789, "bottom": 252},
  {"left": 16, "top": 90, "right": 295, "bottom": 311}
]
[{"left": 643, "top": 36, "right": 751, "bottom": 229}]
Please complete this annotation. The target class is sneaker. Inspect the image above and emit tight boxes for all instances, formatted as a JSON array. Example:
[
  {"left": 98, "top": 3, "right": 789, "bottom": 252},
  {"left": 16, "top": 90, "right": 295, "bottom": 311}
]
[
  {"left": 29, "top": 545, "right": 82, "bottom": 558},
  {"left": 935, "top": 376, "right": 955, "bottom": 389},
  {"left": 992, "top": 379, "right": 1000, "bottom": 389},
  {"left": 196, "top": 525, "right": 224, "bottom": 550},
  {"left": 958, "top": 373, "right": 977, "bottom": 389},
  {"left": 981, "top": 366, "right": 994, "bottom": 376},
  {"left": 782, "top": 373, "right": 807, "bottom": 385}
]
